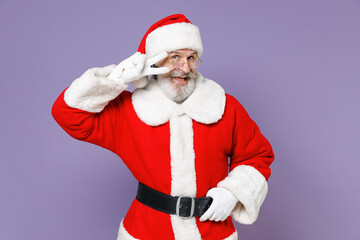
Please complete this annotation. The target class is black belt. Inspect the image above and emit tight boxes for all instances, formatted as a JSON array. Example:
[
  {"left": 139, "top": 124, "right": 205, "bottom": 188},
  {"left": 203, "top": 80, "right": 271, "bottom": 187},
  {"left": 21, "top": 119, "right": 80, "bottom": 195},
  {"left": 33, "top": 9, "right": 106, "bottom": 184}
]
[{"left": 136, "top": 182, "right": 213, "bottom": 218}]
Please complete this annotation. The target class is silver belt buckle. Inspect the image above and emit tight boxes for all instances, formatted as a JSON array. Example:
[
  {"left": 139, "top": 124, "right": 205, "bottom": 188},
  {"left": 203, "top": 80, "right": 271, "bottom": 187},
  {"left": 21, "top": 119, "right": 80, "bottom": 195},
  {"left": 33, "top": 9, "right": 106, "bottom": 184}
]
[{"left": 176, "top": 196, "right": 195, "bottom": 218}]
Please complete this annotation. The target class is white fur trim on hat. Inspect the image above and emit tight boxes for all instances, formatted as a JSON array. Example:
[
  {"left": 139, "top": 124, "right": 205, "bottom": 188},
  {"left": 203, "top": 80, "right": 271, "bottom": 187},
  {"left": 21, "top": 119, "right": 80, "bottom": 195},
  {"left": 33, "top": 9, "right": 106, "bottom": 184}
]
[{"left": 145, "top": 22, "right": 203, "bottom": 58}]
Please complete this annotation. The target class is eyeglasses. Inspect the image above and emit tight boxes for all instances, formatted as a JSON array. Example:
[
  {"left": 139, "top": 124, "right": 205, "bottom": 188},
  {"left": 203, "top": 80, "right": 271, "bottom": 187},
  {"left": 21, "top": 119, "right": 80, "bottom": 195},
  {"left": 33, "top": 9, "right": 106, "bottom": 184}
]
[{"left": 165, "top": 53, "right": 202, "bottom": 69}]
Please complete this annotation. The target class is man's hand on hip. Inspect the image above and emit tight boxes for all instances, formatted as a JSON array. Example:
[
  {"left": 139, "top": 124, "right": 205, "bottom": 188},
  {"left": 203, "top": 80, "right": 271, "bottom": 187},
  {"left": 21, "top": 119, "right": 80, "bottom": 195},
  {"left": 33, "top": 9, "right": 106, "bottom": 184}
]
[{"left": 199, "top": 187, "right": 238, "bottom": 222}]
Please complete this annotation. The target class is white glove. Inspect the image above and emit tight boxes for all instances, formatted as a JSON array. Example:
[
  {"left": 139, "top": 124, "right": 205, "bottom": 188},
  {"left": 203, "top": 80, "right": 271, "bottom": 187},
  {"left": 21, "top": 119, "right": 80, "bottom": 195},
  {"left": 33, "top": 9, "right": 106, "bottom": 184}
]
[
  {"left": 199, "top": 187, "right": 238, "bottom": 222},
  {"left": 107, "top": 52, "right": 170, "bottom": 88}
]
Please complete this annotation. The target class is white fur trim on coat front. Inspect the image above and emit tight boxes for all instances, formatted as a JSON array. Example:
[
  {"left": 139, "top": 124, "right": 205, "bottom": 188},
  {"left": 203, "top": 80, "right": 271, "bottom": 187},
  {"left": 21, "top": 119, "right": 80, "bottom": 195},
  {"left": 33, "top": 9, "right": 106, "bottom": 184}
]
[
  {"left": 169, "top": 110, "right": 201, "bottom": 240},
  {"left": 64, "top": 65, "right": 128, "bottom": 112},
  {"left": 217, "top": 165, "right": 268, "bottom": 225},
  {"left": 146, "top": 22, "right": 203, "bottom": 58},
  {"left": 131, "top": 72, "right": 225, "bottom": 126}
]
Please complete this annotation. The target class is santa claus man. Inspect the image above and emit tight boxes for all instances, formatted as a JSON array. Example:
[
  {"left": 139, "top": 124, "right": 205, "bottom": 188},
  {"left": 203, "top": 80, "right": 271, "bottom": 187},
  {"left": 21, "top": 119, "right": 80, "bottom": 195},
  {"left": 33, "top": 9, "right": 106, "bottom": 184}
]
[{"left": 52, "top": 14, "right": 274, "bottom": 240}]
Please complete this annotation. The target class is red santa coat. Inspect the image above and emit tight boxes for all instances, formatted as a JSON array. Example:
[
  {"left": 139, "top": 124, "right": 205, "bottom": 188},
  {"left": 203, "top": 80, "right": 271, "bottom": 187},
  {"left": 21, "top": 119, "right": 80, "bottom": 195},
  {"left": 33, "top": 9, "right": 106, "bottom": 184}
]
[{"left": 52, "top": 71, "right": 274, "bottom": 240}]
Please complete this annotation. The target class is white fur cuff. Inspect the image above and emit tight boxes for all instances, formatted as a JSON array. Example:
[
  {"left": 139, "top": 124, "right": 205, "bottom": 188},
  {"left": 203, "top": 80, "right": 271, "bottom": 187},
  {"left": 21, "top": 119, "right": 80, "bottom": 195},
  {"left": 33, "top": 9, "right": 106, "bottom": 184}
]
[
  {"left": 64, "top": 65, "right": 128, "bottom": 112},
  {"left": 217, "top": 165, "right": 268, "bottom": 225}
]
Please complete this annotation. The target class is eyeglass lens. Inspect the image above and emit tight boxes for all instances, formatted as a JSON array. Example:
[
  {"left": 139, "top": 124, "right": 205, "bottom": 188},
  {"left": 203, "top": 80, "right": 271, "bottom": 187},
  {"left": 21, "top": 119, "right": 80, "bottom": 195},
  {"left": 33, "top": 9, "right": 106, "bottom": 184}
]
[{"left": 172, "top": 59, "right": 200, "bottom": 69}]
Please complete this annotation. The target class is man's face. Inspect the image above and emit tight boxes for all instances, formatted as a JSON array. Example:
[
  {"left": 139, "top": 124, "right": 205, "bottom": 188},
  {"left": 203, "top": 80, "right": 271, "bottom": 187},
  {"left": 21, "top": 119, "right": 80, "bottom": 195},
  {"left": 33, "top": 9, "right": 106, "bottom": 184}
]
[
  {"left": 156, "top": 49, "right": 199, "bottom": 103},
  {"left": 158, "top": 49, "right": 198, "bottom": 87}
]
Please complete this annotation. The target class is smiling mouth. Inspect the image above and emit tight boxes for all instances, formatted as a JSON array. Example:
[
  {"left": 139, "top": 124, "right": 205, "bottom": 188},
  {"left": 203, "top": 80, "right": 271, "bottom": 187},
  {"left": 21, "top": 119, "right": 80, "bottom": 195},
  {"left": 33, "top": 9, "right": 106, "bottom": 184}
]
[{"left": 172, "top": 77, "right": 188, "bottom": 86}]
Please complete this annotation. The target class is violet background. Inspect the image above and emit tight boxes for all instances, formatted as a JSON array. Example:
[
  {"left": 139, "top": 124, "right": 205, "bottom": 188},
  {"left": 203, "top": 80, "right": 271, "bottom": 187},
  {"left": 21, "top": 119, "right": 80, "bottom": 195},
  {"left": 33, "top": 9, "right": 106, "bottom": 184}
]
[{"left": 1, "top": 0, "right": 359, "bottom": 239}]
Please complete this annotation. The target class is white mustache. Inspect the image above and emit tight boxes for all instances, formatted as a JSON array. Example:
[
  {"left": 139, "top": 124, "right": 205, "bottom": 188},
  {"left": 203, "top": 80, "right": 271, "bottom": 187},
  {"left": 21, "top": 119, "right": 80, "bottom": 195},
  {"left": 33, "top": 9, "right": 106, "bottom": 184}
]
[{"left": 170, "top": 70, "right": 196, "bottom": 79}]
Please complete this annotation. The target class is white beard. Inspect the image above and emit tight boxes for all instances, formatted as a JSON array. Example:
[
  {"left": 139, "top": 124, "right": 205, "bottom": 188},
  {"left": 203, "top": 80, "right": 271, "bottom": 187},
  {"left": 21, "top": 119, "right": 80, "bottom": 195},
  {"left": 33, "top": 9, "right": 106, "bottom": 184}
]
[{"left": 157, "top": 71, "right": 197, "bottom": 103}]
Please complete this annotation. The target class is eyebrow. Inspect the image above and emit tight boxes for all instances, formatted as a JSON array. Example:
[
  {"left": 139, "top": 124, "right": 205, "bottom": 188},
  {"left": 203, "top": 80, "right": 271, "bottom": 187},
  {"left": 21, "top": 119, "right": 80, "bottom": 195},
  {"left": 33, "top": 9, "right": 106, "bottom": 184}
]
[{"left": 170, "top": 50, "right": 197, "bottom": 55}]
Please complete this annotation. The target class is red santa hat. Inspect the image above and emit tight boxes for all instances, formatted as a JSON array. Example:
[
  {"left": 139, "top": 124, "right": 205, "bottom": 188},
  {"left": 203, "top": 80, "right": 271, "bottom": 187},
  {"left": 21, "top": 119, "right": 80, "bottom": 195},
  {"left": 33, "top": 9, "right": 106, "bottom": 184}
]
[{"left": 137, "top": 14, "right": 203, "bottom": 58}]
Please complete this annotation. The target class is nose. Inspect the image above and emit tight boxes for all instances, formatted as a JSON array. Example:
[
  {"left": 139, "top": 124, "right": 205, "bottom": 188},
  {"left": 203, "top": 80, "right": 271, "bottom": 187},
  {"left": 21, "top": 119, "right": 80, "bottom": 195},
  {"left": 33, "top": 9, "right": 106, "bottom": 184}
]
[{"left": 179, "top": 61, "right": 190, "bottom": 73}]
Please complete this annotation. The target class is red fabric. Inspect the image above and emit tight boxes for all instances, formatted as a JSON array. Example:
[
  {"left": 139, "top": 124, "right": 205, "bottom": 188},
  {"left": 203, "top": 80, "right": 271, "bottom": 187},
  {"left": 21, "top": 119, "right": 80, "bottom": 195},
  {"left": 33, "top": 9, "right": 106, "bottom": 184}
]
[
  {"left": 52, "top": 90, "right": 274, "bottom": 240},
  {"left": 137, "top": 14, "right": 192, "bottom": 54}
]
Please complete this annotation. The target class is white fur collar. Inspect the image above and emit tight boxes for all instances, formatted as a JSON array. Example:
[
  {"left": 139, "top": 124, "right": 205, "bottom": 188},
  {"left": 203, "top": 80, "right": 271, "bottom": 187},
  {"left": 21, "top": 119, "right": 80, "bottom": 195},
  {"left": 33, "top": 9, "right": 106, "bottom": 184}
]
[{"left": 131, "top": 72, "right": 226, "bottom": 126}]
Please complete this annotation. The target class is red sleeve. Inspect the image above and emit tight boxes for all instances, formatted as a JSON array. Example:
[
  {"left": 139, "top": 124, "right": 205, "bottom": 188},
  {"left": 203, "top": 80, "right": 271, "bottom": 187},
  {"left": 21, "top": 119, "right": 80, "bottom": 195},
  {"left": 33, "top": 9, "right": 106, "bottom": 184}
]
[
  {"left": 228, "top": 95, "right": 274, "bottom": 181},
  {"left": 51, "top": 88, "right": 130, "bottom": 155}
]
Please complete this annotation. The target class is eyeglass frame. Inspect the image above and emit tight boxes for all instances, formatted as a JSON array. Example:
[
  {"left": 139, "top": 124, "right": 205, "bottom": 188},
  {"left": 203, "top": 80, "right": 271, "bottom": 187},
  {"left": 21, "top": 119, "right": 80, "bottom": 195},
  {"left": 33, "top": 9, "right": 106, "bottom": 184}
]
[{"left": 153, "top": 51, "right": 202, "bottom": 70}]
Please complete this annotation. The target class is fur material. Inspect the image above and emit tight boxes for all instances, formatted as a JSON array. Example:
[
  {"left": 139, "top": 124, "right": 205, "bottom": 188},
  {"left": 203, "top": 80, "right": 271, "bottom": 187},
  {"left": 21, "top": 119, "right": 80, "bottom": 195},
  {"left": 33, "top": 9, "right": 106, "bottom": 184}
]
[
  {"left": 181, "top": 74, "right": 225, "bottom": 124},
  {"left": 217, "top": 165, "right": 268, "bottom": 224},
  {"left": 64, "top": 65, "right": 128, "bottom": 112},
  {"left": 224, "top": 231, "right": 238, "bottom": 240},
  {"left": 169, "top": 113, "right": 196, "bottom": 197},
  {"left": 169, "top": 113, "right": 201, "bottom": 239},
  {"left": 131, "top": 72, "right": 225, "bottom": 126},
  {"left": 170, "top": 216, "right": 201, "bottom": 240},
  {"left": 117, "top": 220, "right": 140, "bottom": 240},
  {"left": 117, "top": 219, "right": 238, "bottom": 240},
  {"left": 145, "top": 22, "right": 203, "bottom": 58}
]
